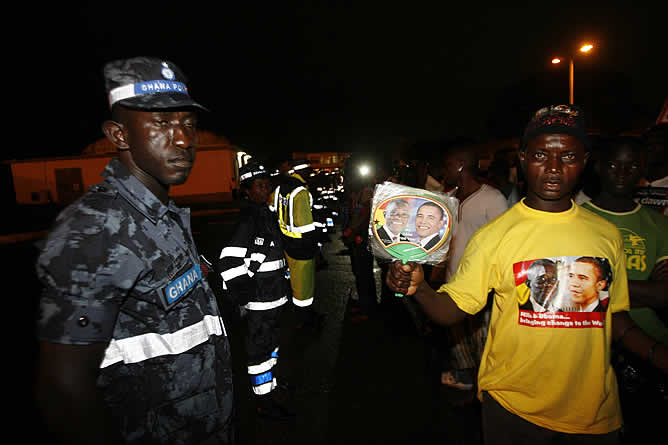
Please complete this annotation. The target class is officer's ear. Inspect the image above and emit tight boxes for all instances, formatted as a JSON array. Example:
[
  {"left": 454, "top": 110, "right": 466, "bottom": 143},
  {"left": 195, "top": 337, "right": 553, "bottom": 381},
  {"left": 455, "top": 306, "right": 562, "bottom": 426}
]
[{"left": 102, "top": 120, "right": 130, "bottom": 150}]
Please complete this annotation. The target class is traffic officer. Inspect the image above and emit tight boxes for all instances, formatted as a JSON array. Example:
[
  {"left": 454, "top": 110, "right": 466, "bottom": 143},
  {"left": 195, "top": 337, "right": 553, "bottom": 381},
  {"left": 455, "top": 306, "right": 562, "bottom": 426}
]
[
  {"left": 217, "top": 161, "right": 294, "bottom": 421},
  {"left": 34, "top": 57, "right": 235, "bottom": 444},
  {"left": 271, "top": 158, "right": 324, "bottom": 330}
]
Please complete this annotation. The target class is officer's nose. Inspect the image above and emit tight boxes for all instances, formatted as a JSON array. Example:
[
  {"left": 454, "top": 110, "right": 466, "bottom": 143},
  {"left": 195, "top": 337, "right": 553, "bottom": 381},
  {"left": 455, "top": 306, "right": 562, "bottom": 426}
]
[{"left": 172, "top": 124, "right": 196, "bottom": 151}]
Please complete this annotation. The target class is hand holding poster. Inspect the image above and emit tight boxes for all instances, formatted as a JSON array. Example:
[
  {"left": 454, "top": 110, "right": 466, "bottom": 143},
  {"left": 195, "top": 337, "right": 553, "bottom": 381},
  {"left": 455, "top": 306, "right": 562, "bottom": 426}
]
[{"left": 368, "top": 182, "right": 458, "bottom": 264}]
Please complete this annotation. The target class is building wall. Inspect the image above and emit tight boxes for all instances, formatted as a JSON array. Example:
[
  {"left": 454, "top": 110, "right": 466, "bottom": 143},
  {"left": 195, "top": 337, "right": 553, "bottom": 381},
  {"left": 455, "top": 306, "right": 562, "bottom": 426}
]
[
  {"left": 9, "top": 147, "right": 239, "bottom": 205},
  {"left": 292, "top": 152, "right": 350, "bottom": 170},
  {"left": 170, "top": 149, "right": 238, "bottom": 199},
  {"left": 11, "top": 156, "right": 112, "bottom": 204}
]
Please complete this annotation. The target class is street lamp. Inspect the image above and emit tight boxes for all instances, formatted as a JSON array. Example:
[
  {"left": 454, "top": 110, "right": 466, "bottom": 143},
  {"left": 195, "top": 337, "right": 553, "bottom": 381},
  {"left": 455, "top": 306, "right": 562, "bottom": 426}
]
[{"left": 551, "top": 43, "right": 594, "bottom": 104}]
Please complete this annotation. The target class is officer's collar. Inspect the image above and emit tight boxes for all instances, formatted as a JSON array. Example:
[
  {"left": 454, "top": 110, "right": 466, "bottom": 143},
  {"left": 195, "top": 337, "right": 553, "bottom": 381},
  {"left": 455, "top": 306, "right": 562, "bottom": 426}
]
[
  {"left": 290, "top": 172, "right": 307, "bottom": 183},
  {"left": 103, "top": 158, "right": 184, "bottom": 223},
  {"left": 240, "top": 198, "right": 268, "bottom": 210}
]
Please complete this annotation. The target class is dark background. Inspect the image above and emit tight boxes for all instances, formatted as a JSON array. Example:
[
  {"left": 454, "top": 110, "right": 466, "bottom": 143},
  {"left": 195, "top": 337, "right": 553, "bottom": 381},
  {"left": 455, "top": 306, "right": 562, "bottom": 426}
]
[{"left": 12, "top": 2, "right": 668, "bottom": 160}]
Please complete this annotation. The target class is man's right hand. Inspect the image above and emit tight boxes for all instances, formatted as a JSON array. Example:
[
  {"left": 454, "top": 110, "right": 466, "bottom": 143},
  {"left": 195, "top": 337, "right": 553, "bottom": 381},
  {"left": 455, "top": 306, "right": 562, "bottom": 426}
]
[{"left": 386, "top": 261, "right": 424, "bottom": 296}]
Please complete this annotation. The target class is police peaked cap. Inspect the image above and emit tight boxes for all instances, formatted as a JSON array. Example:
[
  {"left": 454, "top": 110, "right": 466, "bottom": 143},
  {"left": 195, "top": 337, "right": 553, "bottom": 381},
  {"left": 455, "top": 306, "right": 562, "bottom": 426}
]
[
  {"left": 104, "top": 56, "right": 208, "bottom": 111},
  {"left": 239, "top": 162, "right": 270, "bottom": 185},
  {"left": 289, "top": 158, "right": 310, "bottom": 171}
]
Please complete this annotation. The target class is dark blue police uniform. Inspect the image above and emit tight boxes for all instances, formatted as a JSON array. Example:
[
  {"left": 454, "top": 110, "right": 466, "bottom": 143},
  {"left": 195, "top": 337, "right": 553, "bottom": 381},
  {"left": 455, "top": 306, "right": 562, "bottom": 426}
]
[
  {"left": 36, "top": 159, "right": 234, "bottom": 444},
  {"left": 218, "top": 197, "right": 290, "bottom": 396}
]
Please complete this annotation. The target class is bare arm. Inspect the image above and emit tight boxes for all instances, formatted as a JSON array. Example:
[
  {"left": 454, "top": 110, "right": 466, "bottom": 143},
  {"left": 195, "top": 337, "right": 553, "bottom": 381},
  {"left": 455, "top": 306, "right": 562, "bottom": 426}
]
[
  {"left": 386, "top": 261, "right": 468, "bottom": 325},
  {"left": 612, "top": 311, "right": 668, "bottom": 374},
  {"left": 35, "top": 341, "right": 120, "bottom": 445},
  {"left": 628, "top": 259, "right": 668, "bottom": 309}
]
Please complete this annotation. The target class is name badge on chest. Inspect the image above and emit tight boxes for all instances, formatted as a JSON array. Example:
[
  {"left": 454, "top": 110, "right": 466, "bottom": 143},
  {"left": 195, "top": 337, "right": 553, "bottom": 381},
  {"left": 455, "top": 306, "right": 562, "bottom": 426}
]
[{"left": 161, "top": 263, "right": 202, "bottom": 309}]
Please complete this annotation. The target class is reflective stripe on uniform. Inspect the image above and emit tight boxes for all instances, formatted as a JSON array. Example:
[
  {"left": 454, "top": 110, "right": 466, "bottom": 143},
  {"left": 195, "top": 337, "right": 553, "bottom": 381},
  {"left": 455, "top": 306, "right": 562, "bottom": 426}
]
[
  {"left": 100, "top": 314, "right": 226, "bottom": 368},
  {"left": 274, "top": 186, "right": 300, "bottom": 239},
  {"left": 252, "top": 370, "right": 273, "bottom": 383},
  {"left": 220, "top": 246, "right": 247, "bottom": 259},
  {"left": 249, "top": 349, "right": 278, "bottom": 394},
  {"left": 252, "top": 377, "right": 277, "bottom": 395},
  {"left": 247, "top": 347, "right": 279, "bottom": 375},
  {"left": 288, "top": 186, "right": 307, "bottom": 230},
  {"left": 244, "top": 296, "right": 288, "bottom": 311},
  {"left": 250, "top": 252, "right": 267, "bottom": 263},
  {"left": 272, "top": 186, "right": 280, "bottom": 213},
  {"left": 291, "top": 222, "right": 316, "bottom": 233},
  {"left": 292, "top": 296, "right": 314, "bottom": 307},
  {"left": 257, "top": 258, "right": 286, "bottom": 272},
  {"left": 221, "top": 264, "right": 247, "bottom": 281},
  {"left": 251, "top": 370, "right": 274, "bottom": 385},
  {"left": 275, "top": 184, "right": 316, "bottom": 238}
]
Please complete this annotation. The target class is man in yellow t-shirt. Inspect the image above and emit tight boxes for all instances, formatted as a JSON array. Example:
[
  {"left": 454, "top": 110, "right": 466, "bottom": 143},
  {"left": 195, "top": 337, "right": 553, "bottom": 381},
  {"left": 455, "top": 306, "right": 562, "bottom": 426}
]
[{"left": 387, "top": 105, "right": 668, "bottom": 444}]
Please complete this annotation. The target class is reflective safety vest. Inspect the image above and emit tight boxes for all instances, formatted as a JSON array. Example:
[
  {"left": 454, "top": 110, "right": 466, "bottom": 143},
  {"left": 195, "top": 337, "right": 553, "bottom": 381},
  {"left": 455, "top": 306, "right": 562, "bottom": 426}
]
[
  {"left": 270, "top": 174, "right": 318, "bottom": 260},
  {"left": 311, "top": 200, "right": 334, "bottom": 247}
]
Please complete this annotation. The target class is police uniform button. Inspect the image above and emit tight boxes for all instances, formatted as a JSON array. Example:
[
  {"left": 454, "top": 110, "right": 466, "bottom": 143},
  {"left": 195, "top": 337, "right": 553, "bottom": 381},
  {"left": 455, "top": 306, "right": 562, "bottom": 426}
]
[{"left": 78, "top": 316, "right": 89, "bottom": 327}]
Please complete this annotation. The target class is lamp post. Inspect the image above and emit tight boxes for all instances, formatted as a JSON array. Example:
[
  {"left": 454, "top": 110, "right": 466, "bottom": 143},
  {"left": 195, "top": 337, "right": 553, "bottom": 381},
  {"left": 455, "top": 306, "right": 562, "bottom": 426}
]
[{"left": 551, "top": 44, "right": 594, "bottom": 104}]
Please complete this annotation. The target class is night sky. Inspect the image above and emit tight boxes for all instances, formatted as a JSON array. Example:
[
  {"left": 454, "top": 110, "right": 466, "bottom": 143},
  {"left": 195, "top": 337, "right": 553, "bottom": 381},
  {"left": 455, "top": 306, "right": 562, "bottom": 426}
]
[{"left": 18, "top": 3, "right": 668, "bottom": 160}]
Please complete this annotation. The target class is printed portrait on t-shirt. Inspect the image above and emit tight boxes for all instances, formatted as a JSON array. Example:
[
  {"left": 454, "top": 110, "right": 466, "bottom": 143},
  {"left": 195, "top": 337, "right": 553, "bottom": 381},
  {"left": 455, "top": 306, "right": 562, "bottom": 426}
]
[{"left": 515, "top": 256, "right": 612, "bottom": 328}]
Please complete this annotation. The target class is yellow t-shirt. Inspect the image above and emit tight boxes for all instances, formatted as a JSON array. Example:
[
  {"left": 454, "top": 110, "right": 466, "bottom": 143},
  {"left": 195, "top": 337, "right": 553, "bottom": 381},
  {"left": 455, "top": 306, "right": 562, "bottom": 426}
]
[{"left": 439, "top": 199, "right": 630, "bottom": 434}]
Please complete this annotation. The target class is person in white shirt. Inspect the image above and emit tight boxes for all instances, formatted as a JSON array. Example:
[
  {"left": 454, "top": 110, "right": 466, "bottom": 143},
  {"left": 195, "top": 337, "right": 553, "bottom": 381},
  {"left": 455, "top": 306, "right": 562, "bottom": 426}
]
[{"left": 438, "top": 144, "right": 509, "bottom": 391}]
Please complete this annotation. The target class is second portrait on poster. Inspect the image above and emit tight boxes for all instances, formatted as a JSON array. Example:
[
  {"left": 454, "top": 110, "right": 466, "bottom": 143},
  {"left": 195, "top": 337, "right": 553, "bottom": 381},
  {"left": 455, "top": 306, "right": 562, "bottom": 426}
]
[{"left": 368, "top": 182, "right": 459, "bottom": 264}]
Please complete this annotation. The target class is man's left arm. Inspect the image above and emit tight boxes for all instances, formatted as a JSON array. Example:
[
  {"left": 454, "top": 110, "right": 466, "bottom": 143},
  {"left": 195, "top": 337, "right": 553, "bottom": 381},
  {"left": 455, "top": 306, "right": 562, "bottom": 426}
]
[
  {"left": 612, "top": 311, "right": 668, "bottom": 374},
  {"left": 628, "top": 259, "right": 668, "bottom": 308},
  {"left": 608, "top": 226, "right": 667, "bottom": 373},
  {"left": 631, "top": 213, "right": 668, "bottom": 308}
]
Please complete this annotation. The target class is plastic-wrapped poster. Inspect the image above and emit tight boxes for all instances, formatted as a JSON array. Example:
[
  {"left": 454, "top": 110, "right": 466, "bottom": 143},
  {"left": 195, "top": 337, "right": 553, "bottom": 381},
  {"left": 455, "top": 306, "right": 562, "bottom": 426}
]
[{"left": 368, "top": 182, "right": 458, "bottom": 264}]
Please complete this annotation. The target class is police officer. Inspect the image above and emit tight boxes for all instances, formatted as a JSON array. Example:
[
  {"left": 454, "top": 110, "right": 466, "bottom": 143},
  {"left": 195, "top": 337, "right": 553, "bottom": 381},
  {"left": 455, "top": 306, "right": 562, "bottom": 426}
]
[
  {"left": 217, "top": 162, "right": 294, "bottom": 421},
  {"left": 271, "top": 158, "right": 324, "bottom": 330},
  {"left": 34, "top": 57, "right": 234, "bottom": 444}
]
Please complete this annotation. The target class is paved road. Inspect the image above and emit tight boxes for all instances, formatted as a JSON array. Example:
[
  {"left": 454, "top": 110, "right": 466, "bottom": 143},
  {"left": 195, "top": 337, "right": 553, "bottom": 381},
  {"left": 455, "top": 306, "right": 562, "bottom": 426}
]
[
  {"left": 192, "top": 210, "right": 483, "bottom": 445},
  {"left": 13, "top": 205, "right": 483, "bottom": 445}
]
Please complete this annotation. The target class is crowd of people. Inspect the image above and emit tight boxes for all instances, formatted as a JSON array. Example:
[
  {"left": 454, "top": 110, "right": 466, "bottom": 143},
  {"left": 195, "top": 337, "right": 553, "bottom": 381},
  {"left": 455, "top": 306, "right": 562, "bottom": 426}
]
[
  {"left": 384, "top": 108, "right": 667, "bottom": 444},
  {"left": 338, "top": 109, "right": 667, "bottom": 444},
  {"left": 31, "top": 55, "right": 666, "bottom": 445}
]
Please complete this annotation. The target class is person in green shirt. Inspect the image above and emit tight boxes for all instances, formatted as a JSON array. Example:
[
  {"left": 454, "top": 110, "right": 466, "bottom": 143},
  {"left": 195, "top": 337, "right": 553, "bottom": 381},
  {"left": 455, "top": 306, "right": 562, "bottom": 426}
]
[
  {"left": 580, "top": 135, "right": 668, "bottom": 443},
  {"left": 582, "top": 136, "right": 668, "bottom": 341}
]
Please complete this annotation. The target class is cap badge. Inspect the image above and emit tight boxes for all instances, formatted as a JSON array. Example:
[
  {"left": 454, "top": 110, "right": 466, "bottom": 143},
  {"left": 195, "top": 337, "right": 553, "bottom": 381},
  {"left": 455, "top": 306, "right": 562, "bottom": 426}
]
[{"left": 161, "top": 62, "right": 175, "bottom": 80}]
